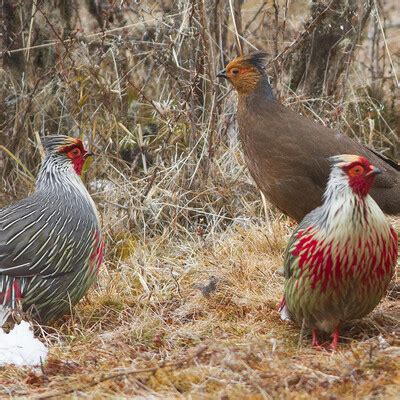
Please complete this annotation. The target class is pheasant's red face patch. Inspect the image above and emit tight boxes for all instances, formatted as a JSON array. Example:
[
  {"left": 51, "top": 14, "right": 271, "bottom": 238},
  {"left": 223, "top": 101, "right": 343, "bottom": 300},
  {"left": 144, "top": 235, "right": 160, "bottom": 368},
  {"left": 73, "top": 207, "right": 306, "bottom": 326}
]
[
  {"left": 227, "top": 66, "right": 251, "bottom": 77},
  {"left": 59, "top": 140, "right": 89, "bottom": 175},
  {"left": 342, "top": 157, "right": 379, "bottom": 197}
]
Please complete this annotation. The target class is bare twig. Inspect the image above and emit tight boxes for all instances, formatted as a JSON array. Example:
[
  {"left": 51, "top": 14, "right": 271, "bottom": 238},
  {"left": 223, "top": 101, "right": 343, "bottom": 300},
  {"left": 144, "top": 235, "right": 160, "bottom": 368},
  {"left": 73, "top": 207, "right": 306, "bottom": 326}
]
[
  {"left": 229, "top": 0, "right": 243, "bottom": 55},
  {"left": 373, "top": 0, "right": 399, "bottom": 87},
  {"left": 268, "top": 0, "right": 336, "bottom": 66}
]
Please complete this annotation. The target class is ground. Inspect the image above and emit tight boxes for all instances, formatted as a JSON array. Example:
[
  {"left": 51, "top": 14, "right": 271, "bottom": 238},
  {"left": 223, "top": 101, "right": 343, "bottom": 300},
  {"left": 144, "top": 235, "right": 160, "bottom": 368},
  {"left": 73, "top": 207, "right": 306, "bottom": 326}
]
[{"left": 1, "top": 219, "right": 399, "bottom": 398}]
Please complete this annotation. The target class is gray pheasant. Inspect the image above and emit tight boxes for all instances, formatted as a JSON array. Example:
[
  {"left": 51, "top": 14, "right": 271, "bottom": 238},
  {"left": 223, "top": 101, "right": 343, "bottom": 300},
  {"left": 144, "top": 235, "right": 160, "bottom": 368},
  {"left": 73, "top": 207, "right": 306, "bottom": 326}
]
[{"left": 0, "top": 135, "right": 103, "bottom": 324}]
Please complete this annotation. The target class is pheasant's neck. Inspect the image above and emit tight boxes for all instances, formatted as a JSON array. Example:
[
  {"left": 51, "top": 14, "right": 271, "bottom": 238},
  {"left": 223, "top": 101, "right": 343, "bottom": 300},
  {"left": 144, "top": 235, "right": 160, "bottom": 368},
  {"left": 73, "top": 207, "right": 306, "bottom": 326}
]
[
  {"left": 36, "top": 157, "right": 98, "bottom": 220},
  {"left": 316, "top": 181, "right": 388, "bottom": 242},
  {"left": 238, "top": 75, "right": 276, "bottom": 105}
]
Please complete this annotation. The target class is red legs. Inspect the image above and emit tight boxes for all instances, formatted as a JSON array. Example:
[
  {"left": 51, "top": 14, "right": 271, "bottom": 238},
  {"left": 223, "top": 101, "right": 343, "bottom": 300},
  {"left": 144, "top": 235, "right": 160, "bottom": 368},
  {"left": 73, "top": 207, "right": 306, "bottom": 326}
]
[
  {"left": 277, "top": 297, "right": 285, "bottom": 311},
  {"left": 328, "top": 327, "right": 340, "bottom": 352},
  {"left": 311, "top": 328, "right": 322, "bottom": 349},
  {"left": 312, "top": 327, "right": 340, "bottom": 351}
]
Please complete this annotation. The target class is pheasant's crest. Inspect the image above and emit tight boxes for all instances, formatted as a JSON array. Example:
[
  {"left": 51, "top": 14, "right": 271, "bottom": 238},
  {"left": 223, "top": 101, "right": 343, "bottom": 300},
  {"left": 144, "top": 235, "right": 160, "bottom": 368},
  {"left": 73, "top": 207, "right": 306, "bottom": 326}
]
[{"left": 226, "top": 51, "right": 268, "bottom": 72}]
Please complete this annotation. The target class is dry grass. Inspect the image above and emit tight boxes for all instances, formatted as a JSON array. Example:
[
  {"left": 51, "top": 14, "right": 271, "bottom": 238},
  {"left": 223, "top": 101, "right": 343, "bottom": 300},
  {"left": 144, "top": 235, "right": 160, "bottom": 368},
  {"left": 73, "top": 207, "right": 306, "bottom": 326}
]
[
  {"left": 2, "top": 220, "right": 399, "bottom": 398},
  {"left": 0, "top": 0, "right": 399, "bottom": 398}
]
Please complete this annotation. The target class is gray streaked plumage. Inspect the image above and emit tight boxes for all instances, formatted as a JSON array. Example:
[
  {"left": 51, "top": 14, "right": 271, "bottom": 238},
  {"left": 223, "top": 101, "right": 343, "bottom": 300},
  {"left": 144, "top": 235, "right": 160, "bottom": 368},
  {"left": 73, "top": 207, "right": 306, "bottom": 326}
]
[{"left": 0, "top": 135, "right": 103, "bottom": 324}]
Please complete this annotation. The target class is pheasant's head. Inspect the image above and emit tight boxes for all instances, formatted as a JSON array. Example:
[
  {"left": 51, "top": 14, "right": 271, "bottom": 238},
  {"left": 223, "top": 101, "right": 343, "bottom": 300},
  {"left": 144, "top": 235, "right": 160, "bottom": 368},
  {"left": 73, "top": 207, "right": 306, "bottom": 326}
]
[
  {"left": 217, "top": 52, "right": 268, "bottom": 95},
  {"left": 329, "top": 154, "right": 381, "bottom": 197},
  {"left": 42, "top": 135, "right": 92, "bottom": 175}
]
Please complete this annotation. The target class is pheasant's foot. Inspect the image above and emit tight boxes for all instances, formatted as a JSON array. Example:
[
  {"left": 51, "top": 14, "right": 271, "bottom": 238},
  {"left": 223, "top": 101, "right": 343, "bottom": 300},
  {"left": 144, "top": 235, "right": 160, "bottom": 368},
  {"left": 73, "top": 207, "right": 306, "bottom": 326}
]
[
  {"left": 312, "top": 328, "right": 323, "bottom": 350},
  {"left": 327, "top": 327, "right": 340, "bottom": 352}
]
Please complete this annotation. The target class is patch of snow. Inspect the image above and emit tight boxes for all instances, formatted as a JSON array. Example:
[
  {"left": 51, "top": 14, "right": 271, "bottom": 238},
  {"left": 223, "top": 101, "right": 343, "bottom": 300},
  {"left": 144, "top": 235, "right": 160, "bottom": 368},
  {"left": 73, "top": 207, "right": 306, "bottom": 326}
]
[
  {"left": 0, "top": 321, "right": 48, "bottom": 367},
  {"left": 89, "top": 178, "right": 116, "bottom": 193},
  {"left": 378, "top": 334, "right": 389, "bottom": 350}
]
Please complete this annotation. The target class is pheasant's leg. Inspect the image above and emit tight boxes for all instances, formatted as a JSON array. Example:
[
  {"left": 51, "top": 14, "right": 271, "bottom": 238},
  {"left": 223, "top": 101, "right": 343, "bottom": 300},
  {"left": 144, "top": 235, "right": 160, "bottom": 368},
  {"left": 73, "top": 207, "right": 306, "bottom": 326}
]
[
  {"left": 277, "top": 297, "right": 285, "bottom": 311},
  {"left": 311, "top": 328, "right": 322, "bottom": 349},
  {"left": 328, "top": 327, "right": 340, "bottom": 351}
]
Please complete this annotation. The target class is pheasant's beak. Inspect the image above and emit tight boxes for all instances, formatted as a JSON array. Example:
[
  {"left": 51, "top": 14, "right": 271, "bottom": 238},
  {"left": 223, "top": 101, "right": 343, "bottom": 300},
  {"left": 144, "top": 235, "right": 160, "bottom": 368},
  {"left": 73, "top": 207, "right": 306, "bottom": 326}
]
[
  {"left": 85, "top": 151, "right": 94, "bottom": 159},
  {"left": 366, "top": 166, "right": 381, "bottom": 176},
  {"left": 217, "top": 68, "right": 227, "bottom": 79}
]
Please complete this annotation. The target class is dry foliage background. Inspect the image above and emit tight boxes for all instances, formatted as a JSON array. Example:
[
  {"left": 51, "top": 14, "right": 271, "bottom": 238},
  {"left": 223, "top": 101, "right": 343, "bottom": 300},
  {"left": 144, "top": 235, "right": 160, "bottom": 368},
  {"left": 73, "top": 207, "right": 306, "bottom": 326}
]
[{"left": 0, "top": 0, "right": 399, "bottom": 398}]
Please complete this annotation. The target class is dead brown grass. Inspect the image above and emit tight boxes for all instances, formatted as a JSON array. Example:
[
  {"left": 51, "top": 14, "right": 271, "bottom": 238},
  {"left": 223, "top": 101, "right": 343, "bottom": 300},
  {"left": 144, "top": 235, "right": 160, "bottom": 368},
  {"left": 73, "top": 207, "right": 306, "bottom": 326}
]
[{"left": 1, "top": 219, "right": 399, "bottom": 398}]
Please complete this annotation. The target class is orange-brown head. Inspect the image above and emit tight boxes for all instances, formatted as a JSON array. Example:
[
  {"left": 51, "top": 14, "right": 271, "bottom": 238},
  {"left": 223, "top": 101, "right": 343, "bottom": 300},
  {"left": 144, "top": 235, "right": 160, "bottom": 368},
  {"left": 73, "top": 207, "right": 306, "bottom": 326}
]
[{"left": 217, "top": 51, "right": 268, "bottom": 95}]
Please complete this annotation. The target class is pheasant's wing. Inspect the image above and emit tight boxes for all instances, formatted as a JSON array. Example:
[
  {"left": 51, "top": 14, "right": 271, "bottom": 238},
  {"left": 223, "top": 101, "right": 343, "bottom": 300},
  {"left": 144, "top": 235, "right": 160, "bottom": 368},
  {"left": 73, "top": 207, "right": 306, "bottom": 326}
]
[
  {"left": 265, "top": 104, "right": 399, "bottom": 191},
  {"left": 0, "top": 194, "right": 96, "bottom": 279},
  {"left": 283, "top": 207, "right": 321, "bottom": 279},
  {"left": 366, "top": 147, "right": 399, "bottom": 171}
]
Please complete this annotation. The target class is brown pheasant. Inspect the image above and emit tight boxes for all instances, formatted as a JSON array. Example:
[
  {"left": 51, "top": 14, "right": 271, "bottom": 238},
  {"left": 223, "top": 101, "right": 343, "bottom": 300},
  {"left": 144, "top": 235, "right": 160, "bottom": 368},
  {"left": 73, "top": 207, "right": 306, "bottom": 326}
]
[{"left": 217, "top": 52, "right": 400, "bottom": 222}]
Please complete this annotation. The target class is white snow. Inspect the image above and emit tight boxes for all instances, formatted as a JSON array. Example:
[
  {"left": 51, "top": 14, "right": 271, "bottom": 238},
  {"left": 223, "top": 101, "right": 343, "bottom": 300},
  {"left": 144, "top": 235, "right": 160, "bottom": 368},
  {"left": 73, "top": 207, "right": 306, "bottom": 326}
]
[{"left": 0, "top": 307, "right": 48, "bottom": 366}]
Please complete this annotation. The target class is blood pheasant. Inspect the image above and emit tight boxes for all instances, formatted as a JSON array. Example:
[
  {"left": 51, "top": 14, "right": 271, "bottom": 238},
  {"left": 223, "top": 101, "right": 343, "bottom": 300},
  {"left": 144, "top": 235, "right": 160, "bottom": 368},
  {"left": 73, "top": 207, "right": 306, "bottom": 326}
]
[
  {"left": 217, "top": 52, "right": 400, "bottom": 222},
  {"left": 279, "top": 155, "right": 398, "bottom": 350},
  {"left": 0, "top": 135, "right": 103, "bottom": 325}
]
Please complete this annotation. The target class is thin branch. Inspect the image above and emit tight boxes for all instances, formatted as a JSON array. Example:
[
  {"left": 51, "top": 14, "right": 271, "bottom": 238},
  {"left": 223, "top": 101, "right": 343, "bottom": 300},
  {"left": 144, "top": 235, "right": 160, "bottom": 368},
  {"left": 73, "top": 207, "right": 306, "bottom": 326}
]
[
  {"left": 268, "top": 0, "right": 335, "bottom": 66},
  {"left": 1, "top": 13, "right": 183, "bottom": 56},
  {"left": 374, "top": 0, "right": 399, "bottom": 87},
  {"left": 229, "top": 0, "right": 243, "bottom": 55}
]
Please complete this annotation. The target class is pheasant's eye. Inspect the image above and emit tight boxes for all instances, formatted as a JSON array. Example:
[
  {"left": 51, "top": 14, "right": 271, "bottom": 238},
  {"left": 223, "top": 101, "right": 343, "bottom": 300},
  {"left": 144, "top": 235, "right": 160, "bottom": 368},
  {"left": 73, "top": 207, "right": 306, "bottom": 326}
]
[
  {"left": 348, "top": 165, "right": 364, "bottom": 177},
  {"left": 68, "top": 148, "right": 81, "bottom": 158},
  {"left": 231, "top": 68, "right": 240, "bottom": 75}
]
